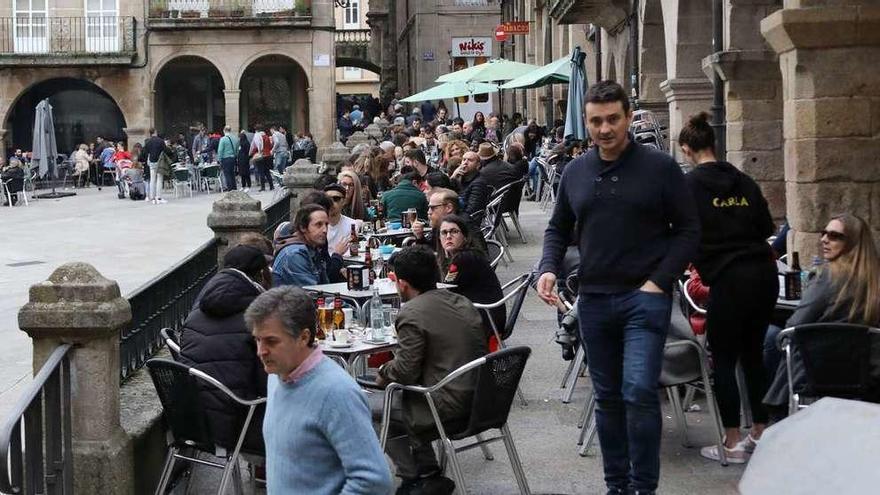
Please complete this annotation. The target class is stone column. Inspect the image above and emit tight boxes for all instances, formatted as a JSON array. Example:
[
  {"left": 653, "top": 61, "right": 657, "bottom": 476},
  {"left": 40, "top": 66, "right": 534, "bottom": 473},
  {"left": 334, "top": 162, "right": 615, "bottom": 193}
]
[
  {"left": 705, "top": 50, "right": 785, "bottom": 220},
  {"left": 283, "top": 158, "right": 322, "bottom": 221},
  {"left": 123, "top": 126, "right": 149, "bottom": 149},
  {"left": 224, "top": 89, "right": 242, "bottom": 132},
  {"left": 0, "top": 128, "right": 7, "bottom": 166},
  {"left": 18, "top": 263, "right": 134, "bottom": 494},
  {"left": 659, "top": 78, "right": 714, "bottom": 157},
  {"left": 207, "top": 191, "right": 267, "bottom": 265},
  {"left": 762, "top": 2, "right": 880, "bottom": 258}
]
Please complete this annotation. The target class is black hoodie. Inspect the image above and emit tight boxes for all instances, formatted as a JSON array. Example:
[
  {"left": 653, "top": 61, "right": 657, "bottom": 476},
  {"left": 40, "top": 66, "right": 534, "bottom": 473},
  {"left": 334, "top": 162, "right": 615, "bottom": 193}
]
[
  {"left": 179, "top": 268, "right": 267, "bottom": 451},
  {"left": 684, "top": 161, "right": 775, "bottom": 284}
]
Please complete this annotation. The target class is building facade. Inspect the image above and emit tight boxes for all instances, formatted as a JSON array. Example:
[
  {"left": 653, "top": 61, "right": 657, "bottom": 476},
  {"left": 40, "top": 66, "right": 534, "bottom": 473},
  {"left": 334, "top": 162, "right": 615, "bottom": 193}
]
[
  {"left": 334, "top": 0, "right": 379, "bottom": 96},
  {"left": 395, "top": 0, "right": 502, "bottom": 120},
  {"left": 0, "top": 0, "right": 339, "bottom": 158}
]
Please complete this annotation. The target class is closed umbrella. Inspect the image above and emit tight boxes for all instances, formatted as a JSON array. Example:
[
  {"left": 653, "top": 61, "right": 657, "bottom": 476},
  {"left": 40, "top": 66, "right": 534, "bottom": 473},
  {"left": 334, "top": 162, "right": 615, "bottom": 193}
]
[
  {"left": 563, "top": 47, "right": 588, "bottom": 142},
  {"left": 499, "top": 55, "right": 571, "bottom": 90},
  {"left": 32, "top": 98, "right": 75, "bottom": 198}
]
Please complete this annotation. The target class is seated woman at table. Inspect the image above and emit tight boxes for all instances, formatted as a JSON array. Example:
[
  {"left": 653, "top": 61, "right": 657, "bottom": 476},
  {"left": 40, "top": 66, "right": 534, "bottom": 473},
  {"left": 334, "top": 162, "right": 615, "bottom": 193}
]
[
  {"left": 273, "top": 192, "right": 347, "bottom": 284},
  {"left": 436, "top": 214, "right": 505, "bottom": 350},
  {"left": 763, "top": 213, "right": 880, "bottom": 414},
  {"left": 337, "top": 170, "right": 368, "bottom": 220},
  {"left": 0, "top": 158, "right": 26, "bottom": 206}
]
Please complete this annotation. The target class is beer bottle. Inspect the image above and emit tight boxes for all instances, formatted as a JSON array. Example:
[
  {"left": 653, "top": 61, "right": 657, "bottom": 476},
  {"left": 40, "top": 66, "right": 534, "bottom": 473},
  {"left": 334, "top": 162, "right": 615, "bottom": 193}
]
[
  {"left": 364, "top": 250, "right": 375, "bottom": 286},
  {"left": 315, "top": 297, "right": 326, "bottom": 340},
  {"left": 784, "top": 251, "right": 803, "bottom": 300},
  {"left": 375, "top": 201, "right": 385, "bottom": 230},
  {"left": 332, "top": 294, "right": 345, "bottom": 330},
  {"left": 349, "top": 224, "right": 359, "bottom": 257}
]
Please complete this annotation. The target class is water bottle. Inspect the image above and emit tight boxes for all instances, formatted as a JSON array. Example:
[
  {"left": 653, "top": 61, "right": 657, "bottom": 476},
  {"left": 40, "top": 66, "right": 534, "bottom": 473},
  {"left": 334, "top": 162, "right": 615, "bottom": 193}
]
[{"left": 369, "top": 286, "right": 384, "bottom": 341}]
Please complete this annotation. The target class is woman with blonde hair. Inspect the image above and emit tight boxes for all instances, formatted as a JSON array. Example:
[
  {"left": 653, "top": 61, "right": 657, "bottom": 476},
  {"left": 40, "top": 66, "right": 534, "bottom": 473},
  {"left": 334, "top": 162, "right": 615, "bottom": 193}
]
[
  {"left": 337, "top": 169, "right": 367, "bottom": 220},
  {"left": 764, "top": 213, "right": 880, "bottom": 415},
  {"left": 72, "top": 143, "right": 92, "bottom": 188}
]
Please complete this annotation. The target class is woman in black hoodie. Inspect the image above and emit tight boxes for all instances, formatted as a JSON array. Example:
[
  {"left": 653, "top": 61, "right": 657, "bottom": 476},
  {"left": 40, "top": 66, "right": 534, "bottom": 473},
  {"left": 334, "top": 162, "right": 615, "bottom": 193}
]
[{"left": 680, "top": 112, "right": 778, "bottom": 464}]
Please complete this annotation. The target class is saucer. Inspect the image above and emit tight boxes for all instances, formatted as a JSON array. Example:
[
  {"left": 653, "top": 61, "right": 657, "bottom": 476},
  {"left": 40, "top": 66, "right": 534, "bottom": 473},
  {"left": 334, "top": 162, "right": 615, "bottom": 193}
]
[
  {"left": 328, "top": 341, "right": 352, "bottom": 348},
  {"left": 363, "top": 338, "right": 389, "bottom": 345}
]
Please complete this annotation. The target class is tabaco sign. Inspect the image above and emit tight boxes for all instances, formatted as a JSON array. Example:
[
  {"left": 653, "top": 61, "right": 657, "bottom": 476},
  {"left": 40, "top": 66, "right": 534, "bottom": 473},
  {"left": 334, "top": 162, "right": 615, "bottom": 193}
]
[
  {"left": 502, "top": 21, "right": 529, "bottom": 35},
  {"left": 451, "top": 37, "right": 493, "bottom": 57}
]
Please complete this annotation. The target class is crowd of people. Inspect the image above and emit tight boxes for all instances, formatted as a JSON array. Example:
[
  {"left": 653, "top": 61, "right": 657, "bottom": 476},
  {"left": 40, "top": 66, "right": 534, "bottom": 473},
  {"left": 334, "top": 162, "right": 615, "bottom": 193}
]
[{"left": 155, "top": 79, "right": 879, "bottom": 495}]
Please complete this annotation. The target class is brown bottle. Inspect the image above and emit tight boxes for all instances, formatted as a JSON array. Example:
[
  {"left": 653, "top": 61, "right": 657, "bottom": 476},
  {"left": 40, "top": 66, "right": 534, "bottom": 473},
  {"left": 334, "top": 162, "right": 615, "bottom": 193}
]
[
  {"left": 332, "top": 295, "right": 345, "bottom": 330},
  {"left": 364, "top": 250, "right": 375, "bottom": 286},
  {"left": 349, "top": 224, "right": 359, "bottom": 257},
  {"left": 375, "top": 202, "right": 385, "bottom": 230},
  {"left": 315, "top": 297, "right": 326, "bottom": 340},
  {"left": 784, "top": 251, "right": 803, "bottom": 300}
]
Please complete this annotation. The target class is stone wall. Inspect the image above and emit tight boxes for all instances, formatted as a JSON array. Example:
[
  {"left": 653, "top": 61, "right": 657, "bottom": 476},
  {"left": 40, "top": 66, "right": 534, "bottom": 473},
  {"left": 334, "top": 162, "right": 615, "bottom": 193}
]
[{"left": 762, "top": 1, "right": 880, "bottom": 258}]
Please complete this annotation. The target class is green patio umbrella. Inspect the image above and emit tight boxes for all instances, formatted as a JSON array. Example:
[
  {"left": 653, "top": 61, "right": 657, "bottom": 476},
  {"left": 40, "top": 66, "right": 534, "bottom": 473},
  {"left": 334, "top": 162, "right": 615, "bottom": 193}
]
[
  {"left": 401, "top": 81, "right": 498, "bottom": 102},
  {"left": 499, "top": 55, "right": 571, "bottom": 90},
  {"left": 436, "top": 59, "right": 540, "bottom": 84}
]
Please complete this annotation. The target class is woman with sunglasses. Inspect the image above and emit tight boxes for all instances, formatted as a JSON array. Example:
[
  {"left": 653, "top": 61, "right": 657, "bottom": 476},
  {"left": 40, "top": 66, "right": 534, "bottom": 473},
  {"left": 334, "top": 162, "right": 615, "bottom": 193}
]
[
  {"left": 337, "top": 170, "right": 367, "bottom": 220},
  {"left": 680, "top": 112, "right": 778, "bottom": 463},
  {"left": 763, "top": 214, "right": 880, "bottom": 413},
  {"left": 437, "top": 215, "right": 505, "bottom": 350}
]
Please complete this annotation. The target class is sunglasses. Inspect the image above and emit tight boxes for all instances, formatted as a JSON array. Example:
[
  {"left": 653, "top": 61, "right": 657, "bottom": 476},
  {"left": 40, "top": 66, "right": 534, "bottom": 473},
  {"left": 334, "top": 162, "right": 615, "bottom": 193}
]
[
  {"left": 328, "top": 195, "right": 345, "bottom": 203},
  {"left": 440, "top": 228, "right": 462, "bottom": 237},
  {"left": 821, "top": 230, "right": 846, "bottom": 242}
]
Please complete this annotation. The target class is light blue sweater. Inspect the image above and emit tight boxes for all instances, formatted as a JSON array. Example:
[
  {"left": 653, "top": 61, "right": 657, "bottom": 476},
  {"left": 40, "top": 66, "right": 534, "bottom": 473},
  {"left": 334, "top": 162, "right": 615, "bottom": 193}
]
[{"left": 263, "top": 358, "right": 393, "bottom": 494}]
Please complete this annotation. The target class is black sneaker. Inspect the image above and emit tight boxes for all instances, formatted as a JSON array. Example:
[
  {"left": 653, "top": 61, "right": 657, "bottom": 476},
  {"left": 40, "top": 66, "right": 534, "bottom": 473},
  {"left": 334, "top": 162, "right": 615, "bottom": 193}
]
[{"left": 395, "top": 478, "right": 420, "bottom": 495}]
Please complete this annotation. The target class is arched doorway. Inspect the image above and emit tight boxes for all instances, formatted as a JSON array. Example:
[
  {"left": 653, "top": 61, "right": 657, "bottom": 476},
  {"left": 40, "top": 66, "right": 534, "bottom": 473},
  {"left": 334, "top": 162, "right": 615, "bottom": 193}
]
[
  {"left": 239, "top": 55, "right": 309, "bottom": 133},
  {"left": 154, "top": 56, "right": 225, "bottom": 138},
  {"left": 5, "top": 78, "right": 126, "bottom": 155}
]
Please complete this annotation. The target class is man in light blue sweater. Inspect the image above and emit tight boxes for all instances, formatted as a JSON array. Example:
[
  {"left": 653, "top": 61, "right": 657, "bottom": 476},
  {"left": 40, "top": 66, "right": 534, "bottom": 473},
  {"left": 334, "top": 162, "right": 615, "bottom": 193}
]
[{"left": 245, "top": 286, "right": 393, "bottom": 494}]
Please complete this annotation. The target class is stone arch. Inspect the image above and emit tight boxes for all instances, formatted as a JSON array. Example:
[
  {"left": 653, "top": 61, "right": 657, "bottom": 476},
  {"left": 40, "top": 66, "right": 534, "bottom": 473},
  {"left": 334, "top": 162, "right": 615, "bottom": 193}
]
[
  {"left": 4, "top": 77, "right": 128, "bottom": 153},
  {"left": 152, "top": 52, "right": 232, "bottom": 92},
  {"left": 234, "top": 50, "right": 313, "bottom": 90},
  {"left": 661, "top": 0, "right": 713, "bottom": 80},
  {"left": 238, "top": 54, "right": 310, "bottom": 134},
  {"left": 336, "top": 56, "right": 381, "bottom": 75},
  {"left": 154, "top": 56, "right": 227, "bottom": 136}
]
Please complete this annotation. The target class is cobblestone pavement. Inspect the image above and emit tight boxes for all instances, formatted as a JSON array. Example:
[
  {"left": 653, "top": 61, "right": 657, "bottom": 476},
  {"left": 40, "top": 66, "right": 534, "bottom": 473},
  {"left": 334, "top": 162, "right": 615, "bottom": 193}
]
[
  {"left": 182, "top": 199, "right": 744, "bottom": 495},
  {"left": 0, "top": 185, "right": 277, "bottom": 418}
]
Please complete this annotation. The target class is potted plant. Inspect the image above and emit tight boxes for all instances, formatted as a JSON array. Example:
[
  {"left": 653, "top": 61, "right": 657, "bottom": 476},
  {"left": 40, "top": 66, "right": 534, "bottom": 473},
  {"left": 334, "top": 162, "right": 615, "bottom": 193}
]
[
  {"left": 148, "top": 0, "right": 167, "bottom": 18},
  {"left": 229, "top": 6, "right": 245, "bottom": 17},
  {"left": 295, "top": 0, "right": 310, "bottom": 16},
  {"left": 208, "top": 6, "right": 229, "bottom": 18},
  {"left": 180, "top": 9, "right": 201, "bottom": 19}
]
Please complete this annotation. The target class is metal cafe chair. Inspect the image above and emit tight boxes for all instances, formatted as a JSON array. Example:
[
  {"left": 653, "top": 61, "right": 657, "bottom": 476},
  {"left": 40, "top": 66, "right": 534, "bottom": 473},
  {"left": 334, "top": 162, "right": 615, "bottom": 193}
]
[
  {"left": 485, "top": 239, "right": 505, "bottom": 270},
  {"left": 160, "top": 327, "right": 181, "bottom": 361},
  {"left": 379, "top": 347, "right": 533, "bottom": 495},
  {"left": 777, "top": 323, "right": 880, "bottom": 416},
  {"left": 146, "top": 359, "right": 265, "bottom": 495},
  {"left": 473, "top": 272, "right": 534, "bottom": 407}
]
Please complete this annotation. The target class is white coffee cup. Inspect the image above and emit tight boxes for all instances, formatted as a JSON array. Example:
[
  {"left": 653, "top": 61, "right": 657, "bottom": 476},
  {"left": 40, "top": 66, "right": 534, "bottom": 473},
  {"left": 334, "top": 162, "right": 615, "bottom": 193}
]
[
  {"left": 333, "top": 329, "right": 350, "bottom": 344},
  {"left": 342, "top": 308, "right": 354, "bottom": 328}
]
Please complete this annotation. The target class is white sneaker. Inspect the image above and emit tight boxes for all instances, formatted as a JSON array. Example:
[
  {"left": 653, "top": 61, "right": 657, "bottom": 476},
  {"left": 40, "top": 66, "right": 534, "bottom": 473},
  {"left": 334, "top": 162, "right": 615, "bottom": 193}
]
[
  {"left": 242, "top": 187, "right": 249, "bottom": 193},
  {"left": 151, "top": 199, "right": 157, "bottom": 205},
  {"left": 156, "top": 198, "right": 168, "bottom": 204},
  {"left": 700, "top": 441, "right": 750, "bottom": 464},
  {"left": 742, "top": 434, "right": 760, "bottom": 454}
]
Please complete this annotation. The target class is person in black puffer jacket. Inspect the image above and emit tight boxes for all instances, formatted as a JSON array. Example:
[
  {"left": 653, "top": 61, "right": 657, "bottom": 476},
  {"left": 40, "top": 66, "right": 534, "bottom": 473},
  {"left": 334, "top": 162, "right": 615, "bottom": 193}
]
[{"left": 179, "top": 244, "right": 269, "bottom": 453}]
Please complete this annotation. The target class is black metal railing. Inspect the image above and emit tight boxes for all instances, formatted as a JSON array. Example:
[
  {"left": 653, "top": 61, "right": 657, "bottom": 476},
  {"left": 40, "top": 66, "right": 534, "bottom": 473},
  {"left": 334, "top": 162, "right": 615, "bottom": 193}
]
[
  {"left": 148, "top": 0, "right": 311, "bottom": 19},
  {"left": 0, "top": 16, "right": 136, "bottom": 55},
  {"left": 121, "top": 237, "right": 220, "bottom": 381},
  {"left": 335, "top": 28, "right": 371, "bottom": 45},
  {"left": 120, "top": 192, "right": 291, "bottom": 381},
  {"left": 263, "top": 192, "right": 291, "bottom": 237},
  {"left": 0, "top": 344, "right": 73, "bottom": 495}
]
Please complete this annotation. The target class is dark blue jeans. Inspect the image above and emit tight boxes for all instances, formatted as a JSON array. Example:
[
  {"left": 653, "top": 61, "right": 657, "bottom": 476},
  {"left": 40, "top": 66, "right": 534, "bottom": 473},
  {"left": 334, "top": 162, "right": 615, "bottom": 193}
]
[
  {"left": 578, "top": 290, "right": 671, "bottom": 493},
  {"left": 220, "top": 157, "right": 237, "bottom": 191}
]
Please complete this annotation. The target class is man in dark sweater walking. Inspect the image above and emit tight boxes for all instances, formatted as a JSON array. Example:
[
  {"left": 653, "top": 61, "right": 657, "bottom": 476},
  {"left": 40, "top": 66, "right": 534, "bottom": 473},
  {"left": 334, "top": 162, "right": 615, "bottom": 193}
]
[{"left": 537, "top": 81, "right": 700, "bottom": 495}]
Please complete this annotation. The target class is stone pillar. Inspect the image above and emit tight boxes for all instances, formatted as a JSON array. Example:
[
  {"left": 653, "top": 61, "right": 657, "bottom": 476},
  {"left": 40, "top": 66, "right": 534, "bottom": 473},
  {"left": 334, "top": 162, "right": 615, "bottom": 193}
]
[
  {"left": 18, "top": 263, "right": 134, "bottom": 494},
  {"left": 320, "top": 141, "right": 351, "bottom": 175},
  {"left": 224, "top": 89, "right": 242, "bottom": 132},
  {"left": 283, "top": 158, "right": 322, "bottom": 220},
  {"left": 207, "top": 191, "right": 267, "bottom": 264},
  {"left": 762, "top": 2, "right": 880, "bottom": 258},
  {"left": 123, "top": 126, "right": 149, "bottom": 149},
  {"left": 705, "top": 50, "right": 785, "bottom": 220},
  {"left": 660, "top": 78, "right": 714, "bottom": 158},
  {"left": 0, "top": 128, "right": 7, "bottom": 166}
]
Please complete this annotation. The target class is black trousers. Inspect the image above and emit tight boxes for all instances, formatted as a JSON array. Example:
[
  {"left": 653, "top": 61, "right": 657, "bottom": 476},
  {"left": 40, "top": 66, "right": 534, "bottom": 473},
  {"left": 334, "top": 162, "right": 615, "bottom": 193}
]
[
  {"left": 705, "top": 258, "right": 778, "bottom": 428},
  {"left": 238, "top": 157, "right": 252, "bottom": 188},
  {"left": 255, "top": 156, "right": 273, "bottom": 190},
  {"left": 220, "top": 157, "right": 237, "bottom": 190}
]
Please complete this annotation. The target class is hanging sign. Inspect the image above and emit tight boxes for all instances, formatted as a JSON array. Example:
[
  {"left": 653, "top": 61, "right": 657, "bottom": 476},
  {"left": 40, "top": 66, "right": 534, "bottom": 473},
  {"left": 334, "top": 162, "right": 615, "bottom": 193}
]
[
  {"left": 451, "top": 37, "right": 493, "bottom": 57},
  {"left": 502, "top": 21, "right": 529, "bottom": 35}
]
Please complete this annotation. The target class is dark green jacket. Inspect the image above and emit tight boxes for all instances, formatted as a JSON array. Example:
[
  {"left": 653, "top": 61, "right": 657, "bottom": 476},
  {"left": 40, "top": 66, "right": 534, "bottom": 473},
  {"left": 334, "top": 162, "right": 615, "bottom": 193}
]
[{"left": 381, "top": 181, "right": 428, "bottom": 222}]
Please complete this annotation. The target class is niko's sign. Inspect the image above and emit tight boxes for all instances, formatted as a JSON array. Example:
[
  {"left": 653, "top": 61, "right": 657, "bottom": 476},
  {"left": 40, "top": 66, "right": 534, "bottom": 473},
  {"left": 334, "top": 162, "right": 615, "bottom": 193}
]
[{"left": 451, "top": 37, "right": 493, "bottom": 57}]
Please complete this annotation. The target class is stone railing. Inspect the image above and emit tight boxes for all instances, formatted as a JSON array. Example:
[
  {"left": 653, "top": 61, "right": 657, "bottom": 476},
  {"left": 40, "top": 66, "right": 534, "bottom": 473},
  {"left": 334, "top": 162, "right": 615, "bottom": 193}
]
[{"left": 335, "top": 28, "right": 371, "bottom": 45}]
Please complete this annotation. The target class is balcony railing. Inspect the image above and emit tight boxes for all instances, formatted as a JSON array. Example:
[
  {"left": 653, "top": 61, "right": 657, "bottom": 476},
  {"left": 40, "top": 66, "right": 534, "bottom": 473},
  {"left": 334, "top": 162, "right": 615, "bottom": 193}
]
[
  {"left": 0, "top": 16, "right": 136, "bottom": 58},
  {"left": 148, "top": 0, "right": 312, "bottom": 21},
  {"left": 335, "top": 28, "right": 371, "bottom": 45}
]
